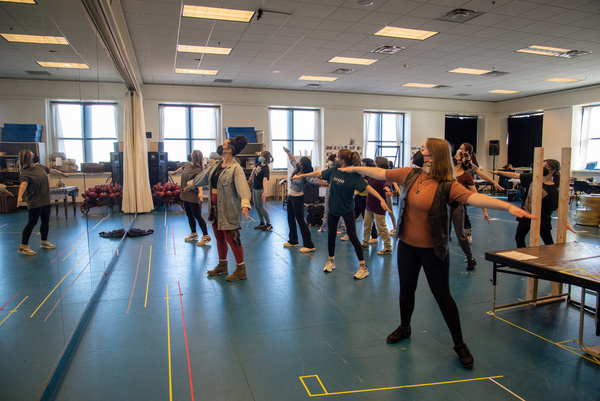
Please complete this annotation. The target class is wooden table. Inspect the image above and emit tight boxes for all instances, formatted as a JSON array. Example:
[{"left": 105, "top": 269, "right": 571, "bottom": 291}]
[
  {"left": 49, "top": 186, "right": 79, "bottom": 217},
  {"left": 485, "top": 242, "right": 600, "bottom": 357}
]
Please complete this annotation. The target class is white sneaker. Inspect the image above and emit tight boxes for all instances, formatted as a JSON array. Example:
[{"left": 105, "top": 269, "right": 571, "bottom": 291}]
[
  {"left": 283, "top": 242, "right": 297, "bottom": 247},
  {"left": 354, "top": 265, "right": 369, "bottom": 279},
  {"left": 324, "top": 260, "right": 336, "bottom": 272},
  {"left": 467, "top": 234, "right": 473, "bottom": 244},
  {"left": 299, "top": 247, "right": 315, "bottom": 253},
  {"left": 197, "top": 235, "right": 211, "bottom": 246},
  {"left": 368, "top": 238, "right": 378, "bottom": 244},
  {"left": 40, "top": 241, "right": 56, "bottom": 249},
  {"left": 18, "top": 244, "right": 36, "bottom": 255},
  {"left": 341, "top": 234, "right": 349, "bottom": 241},
  {"left": 389, "top": 229, "right": 396, "bottom": 236},
  {"left": 185, "top": 233, "right": 199, "bottom": 242}
]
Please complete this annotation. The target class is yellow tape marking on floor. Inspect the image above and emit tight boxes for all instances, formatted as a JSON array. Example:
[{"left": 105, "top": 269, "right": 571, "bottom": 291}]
[
  {"left": 30, "top": 251, "right": 89, "bottom": 318},
  {"left": 0, "top": 296, "right": 28, "bottom": 326},
  {"left": 144, "top": 245, "right": 152, "bottom": 307},
  {"left": 299, "top": 375, "right": 504, "bottom": 397},
  {"left": 166, "top": 285, "right": 173, "bottom": 401}
]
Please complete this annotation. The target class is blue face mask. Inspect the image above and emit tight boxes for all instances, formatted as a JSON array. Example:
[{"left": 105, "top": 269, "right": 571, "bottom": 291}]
[{"left": 258, "top": 156, "right": 263, "bottom": 163}]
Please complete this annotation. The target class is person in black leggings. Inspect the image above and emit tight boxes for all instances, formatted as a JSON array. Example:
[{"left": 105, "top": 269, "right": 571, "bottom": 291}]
[{"left": 178, "top": 150, "right": 211, "bottom": 246}]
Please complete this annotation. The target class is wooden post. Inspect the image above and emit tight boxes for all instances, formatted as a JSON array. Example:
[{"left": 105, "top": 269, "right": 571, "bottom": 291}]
[
  {"left": 552, "top": 147, "right": 572, "bottom": 295},
  {"left": 526, "top": 147, "right": 543, "bottom": 301}
]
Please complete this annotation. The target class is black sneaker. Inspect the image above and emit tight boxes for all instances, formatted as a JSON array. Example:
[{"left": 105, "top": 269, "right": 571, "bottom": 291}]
[
  {"left": 262, "top": 223, "right": 273, "bottom": 231},
  {"left": 454, "top": 343, "right": 474, "bottom": 369},
  {"left": 254, "top": 223, "right": 266, "bottom": 230},
  {"left": 467, "top": 258, "right": 476, "bottom": 271},
  {"left": 386, "top": 325, "right": 411, "bottom": 344}
]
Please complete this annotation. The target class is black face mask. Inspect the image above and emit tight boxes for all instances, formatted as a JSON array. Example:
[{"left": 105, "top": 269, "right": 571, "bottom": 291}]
[
  {"left": 33, "top": 155, "right": 39, "bottom": 164},
  {"left": 216, "top": 145, "right": 224, "bottom": 156},
  {"left": 333, "top": 159, "right": 340, "bottom": 168},
  {"left": 412, "top": 150, "right": 424, "bottom": 167},
  {"left": 187, "top": 154, "right": 192, "bottom": 162},
  {"left": 543, "top": 167, "right": 549, "bottom": 176}
]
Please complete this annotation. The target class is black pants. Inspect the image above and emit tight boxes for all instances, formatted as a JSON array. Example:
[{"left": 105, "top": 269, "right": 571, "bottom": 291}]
[
  {"left": 397, "top": 240, "right": 464, "bottom": 346},
  {"left": 22, "top": 204, "right": 51, "bottom": 245},
  {"left": 287, "top": 195, "right": 314, "bottom": 248},
  {"left": 183, "top": 201, "right": 208, "bottom": 236},
  {"left": 354, "top": 195, "right": 377, "bottom": 238},
  {"left": 328, "top": 211, "right": 363, "bottom": 261},
  {"left": 515, "top": 217, "right": 553, "bottom": 248}
]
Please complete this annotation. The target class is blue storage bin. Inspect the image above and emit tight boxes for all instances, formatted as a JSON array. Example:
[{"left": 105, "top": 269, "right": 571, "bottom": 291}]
[
  {"left": 2, "top": 123, "right": 43, "bottom": 142},
  {"left": 226, "top": 127, "right": 256, "bottom": 143}
]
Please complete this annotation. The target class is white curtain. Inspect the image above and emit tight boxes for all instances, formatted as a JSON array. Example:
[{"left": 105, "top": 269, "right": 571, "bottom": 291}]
[
  {"left": 579, "top": 107, "right": 592, "bottom": 169},
  {"left": 313, "top": 109, "right": 321, "bottom": 168},
  {"left": 49, "top": 103, "right": 66, "bottom": 156},
  {"left": 122, "top": 91, "right": 153, "bottom": 213},
  {"left": 364, "top": 112, "right": 373, "bottom": 159},
  {"left": 395, "top": 113, "right": 407, "bottom": 167}
]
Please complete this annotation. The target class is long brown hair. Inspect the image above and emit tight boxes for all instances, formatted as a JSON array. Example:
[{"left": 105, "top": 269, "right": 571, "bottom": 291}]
[
  {"left": 18, "top": 149, "right": 34, "bottom": 171},
  {"left": 426, "top": 138, "right": 454, "bottom": 181},
  {"left": 461, "top": 142, "right": 479, "bottom": 166},
  {"left": 190, "top": 150, "right": 203, "bottom": 170},
  {"left": 338, "top": 149, "right": 361, "bottom": 166}
]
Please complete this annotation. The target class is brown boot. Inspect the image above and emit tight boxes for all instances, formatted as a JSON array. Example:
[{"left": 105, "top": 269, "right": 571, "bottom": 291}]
[
  {"left": 226, "top": 263, "right": 247, "bottom": 282},
  {"left": 208, "top": 260, "right": 228, "bottom": 276}
]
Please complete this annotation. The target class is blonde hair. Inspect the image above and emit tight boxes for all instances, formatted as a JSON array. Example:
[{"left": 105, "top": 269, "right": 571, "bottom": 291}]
[
  {"left": 426, "top": 138, "right": 454, "bottom": 181},
  {"left": 18, "top": 149, "right": 34, "bottom": 171}
]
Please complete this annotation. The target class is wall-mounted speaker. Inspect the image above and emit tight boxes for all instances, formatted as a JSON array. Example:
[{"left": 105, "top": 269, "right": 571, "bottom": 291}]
[{"left": 489, "top": 140, "right": 500, "bottom": 156}]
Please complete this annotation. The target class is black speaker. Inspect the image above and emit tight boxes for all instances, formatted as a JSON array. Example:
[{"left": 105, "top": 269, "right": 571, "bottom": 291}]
[
  {"left": 489, "top": 140, "right": 500, "bottom": 156},
  {"left": 148, "top": 152, "right": 168, "bottom": 187},
  {"left": 110, "top": 152, "right": 123, "bottom": 185}
]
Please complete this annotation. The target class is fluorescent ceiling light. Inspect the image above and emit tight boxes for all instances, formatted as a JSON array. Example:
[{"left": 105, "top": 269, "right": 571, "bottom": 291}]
[
  {"left": 449, "top": 68, "right": 491, "bottom": 75},
  {"left": 516, "top": 45, "right": 571, "bottom": 56},
  {"left": 488, "top": 89, "right": 520, "bottom": 94},
  {"left": 374, "top": 26, "right": 438, "bottom": 40},
  {"left": 0, "top": 0, "right": 36, "bottom": 3},
  {"left": 544, "top": 77, "right": 582, "bottom": 83},
  {"left": 328, "top": 56, "right": 376, "bottom": 65},
  {"left": 37, "top": 61, "right": 89, "bottom": 69},
  {"left": 1, "top": 34, "right": 68, "bottom": 44},
  {"left": 175, "top": 68, "right": 218, "bottom": 75},
  {"left": 177, "top": 45, "right": 231, "bottom": 55},
  {"left": 403, "top": 83, "right": 437, "bottom": 88},
  {"left": 299, "top": 75, "right": 338, "bottom": 82},
  {"left": 182, "top": 5, "right": 254, "bottom": 22}
]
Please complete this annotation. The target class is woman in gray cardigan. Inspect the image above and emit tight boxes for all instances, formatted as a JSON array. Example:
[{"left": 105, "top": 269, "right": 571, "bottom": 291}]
[{"left": 186, "top": 135, "right": 251, "bottom": 281}]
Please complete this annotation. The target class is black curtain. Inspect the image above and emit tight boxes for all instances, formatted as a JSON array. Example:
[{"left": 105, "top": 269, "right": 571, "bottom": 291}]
[
  {"left": 507, "top": 114, "right": 543, "bottom": 167},
  {"left": 444, "top": 116, "right": 477, "bottom": 155}
]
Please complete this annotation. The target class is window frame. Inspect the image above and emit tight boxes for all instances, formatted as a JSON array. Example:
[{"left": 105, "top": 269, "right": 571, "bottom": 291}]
[
  {"left": 579, "top": 105, "right": 600, "bottom": 169},
  {"left": 269, "top": 107, "right": 320, "bottom": 170},
  {"left": 364, "top": 111, "right": 406, "bottom": 166}
]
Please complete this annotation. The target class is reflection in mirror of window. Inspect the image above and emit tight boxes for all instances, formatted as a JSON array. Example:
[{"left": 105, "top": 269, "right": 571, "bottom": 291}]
[
  {"left": 364, "top": 112, "right": 405, "bottom": 167},
  {"left": 580, "top": 106, "right": 600, "bottom": 169},
  {"left": 269, "top": 108, "right": 320, "bottom": 170}
]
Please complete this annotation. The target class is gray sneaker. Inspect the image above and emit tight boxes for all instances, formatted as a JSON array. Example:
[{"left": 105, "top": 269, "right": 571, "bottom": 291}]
[
  {"left": 323, "top": 260, "right": 336, "bottom": 272},
  {"left": 354, "top": 265, "right": 369, "bottom": 279}
]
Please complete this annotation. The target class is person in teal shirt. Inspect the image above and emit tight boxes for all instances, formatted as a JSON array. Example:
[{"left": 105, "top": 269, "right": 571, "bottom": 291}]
[{"left": 292, "top": 148, "right": 389, "bottom": 279}]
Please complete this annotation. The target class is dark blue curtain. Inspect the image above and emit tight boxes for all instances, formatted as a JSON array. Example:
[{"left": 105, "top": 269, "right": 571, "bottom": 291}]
[
  {"left": 444, "top": 116, "right": 478, "bottom": 155},
  {"left": 507, "top": 114, "right": 543, "bottom": 167}
]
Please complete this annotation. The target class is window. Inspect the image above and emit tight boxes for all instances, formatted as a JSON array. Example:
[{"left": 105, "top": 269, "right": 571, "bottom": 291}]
[
  {"left": 52, "top": 102, "right": 118, "bottom": 164},
  {"left": 364, "top": 112, "right": 405, "bottom": 167},
  {"left": 160, "top": 105, "right": 220, "bottom": 162},
  {"left": 579, "top": 106, "right": 600, "bottom": 169},
  {"left": 269, "top": 108, "right": 320, "bottom": 170}
]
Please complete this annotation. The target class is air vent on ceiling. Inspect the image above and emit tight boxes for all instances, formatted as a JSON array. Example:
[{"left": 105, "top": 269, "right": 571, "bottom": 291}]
[
  {"left": 26, "top": 70, "right": 52, "bottom": 76},
  {"left": 371, "top": 45, "right": 405, "bottom": 55},
  {"left": 213, "top": 79, "right": 232, "bottom": 84},
  {"left": 484, "top": 71, "right": 510, "bottom": 77},
  {"left": 454, "top": 93, "right": 472, "bottom": 97},
  {"left": 437, "top": 8, "right": 482, "bottom": 23},
  {"left": 433, "top": 85, "right": 452, "bottom": 89},
  {"left": 556, "top": 50, "right": 591, "bottom": 59},
  {"left": 305, "top": 83, "right": 322, "bottom": 88},
  {"left": 332, "top": 68, "right": 355, "bottom": 74}
]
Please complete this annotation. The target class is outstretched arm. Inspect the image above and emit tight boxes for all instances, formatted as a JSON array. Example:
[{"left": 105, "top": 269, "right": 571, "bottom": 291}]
[
  {"left": 17, "top": 181, "right": 27, "bottom": 205},
  {"left": 490, "top": 170, "right": 520, "bottom": 179},
  {"left": 467, "top": 193, "right": 535, "bottom": 219},
  {"left": 476, "top": 168, "right": 504, "bottom": 190},
  {"left": 366, "top": 185, "right": 391, "bottom": 213},
  {"left": 283, "top": 146, "right": 294, "bottom": 162},
  {"left": 339, "top": 166, "right": 387, "bottom": 180},
  {"left": 292, "top": 171, "right": 322, "bottom": 179}
]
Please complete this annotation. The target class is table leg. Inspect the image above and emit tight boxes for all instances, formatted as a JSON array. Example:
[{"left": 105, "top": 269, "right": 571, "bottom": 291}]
[
  {"left": 578, "top": 289, "right": 600, "bottom": 357},
  {"left": 71, "top": 194, "right": 77, "bottom": 215},
  {"left": 63, "top": 196, "right": 68, "bottom": 218},
  {"left": 54, "top": 200, "right": 59, "bottom": 217},
  {"left": 492, "top": 262, "right": 498, "bottom": 316}
]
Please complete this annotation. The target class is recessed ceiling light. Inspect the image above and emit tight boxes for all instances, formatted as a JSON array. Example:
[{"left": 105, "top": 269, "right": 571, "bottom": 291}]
[
  {"left": 374, "top": 26, "right": 438, "bottom": 40},
  {"left": 516, "top": 45, "right": 571, "bottom": 56},
  {"left": 37, "top": 61, "right": 89, "bottom": 69},
  {"left": 182, "top": 5, "right": 254, "bottom": 22},
  {"left": 544, "top": 77, "right": 583, "bottom": 83},
  {"left": 1, "top": 34, "right": 68, "bottom": 44},
  {"left": 175, "top": 68, "right": 218, "bottom": 75},
  {"left": 272, "top": 70, "right": 280, "bottom": 74},
  {"left": 177, "top": 45, "right": 231, "bottom": 55},
  {"left": 488, "top": 89, "right": 520, "bottom": 94},
  {"left": 403, "top": 83, "right": 437, "bottom": 88},
  {"left": 299, "top": 75, "right": 338, "bottom": 82},
  {"left": 449, "top": 68, "right": 491, "bottom": 75},
  {"left": 328, "top": 56, "right": 376, "bottom": 65},
  {"left": 0, "top": 0, "right": 36, "bottom": 3},
  {"left": 357, "top": 0, "right": 373, "bottom": 6}
]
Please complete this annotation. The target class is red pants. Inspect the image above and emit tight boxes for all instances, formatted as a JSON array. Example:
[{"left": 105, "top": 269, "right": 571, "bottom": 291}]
[{"left": 211, "top": 193, "right": 244, "bottom": 263}]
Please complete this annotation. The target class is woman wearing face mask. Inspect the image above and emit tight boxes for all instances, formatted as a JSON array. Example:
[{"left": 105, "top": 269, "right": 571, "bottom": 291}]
[
  {"left": 318, "top": 155, "right": 346, "bottom": 234},
  {"left": 293, "top": 149, "right": 390, "bottom": 279},
  {"left": 452, "top": 150, "right": 490, "bottom": 270},
  {"left": 491, "top": 159, "right": 562, "bottom": 248},
  {"left": 185, "top": 135, "right": 251, "bottom": 281},
  {"left": 341, "top": 138, "right": 536, "bottom": 369},
  {"left": 177, "top": 150, "right": 211, "bottom": 246},
  {"left": 341, "top": 158, "right": 378, "bottom": 242},
  {"left": 283, "top": 147, "right": 317, "bottom": 252},
  {"left": 249, "top": 150, "right": 273, "bottom": 231},
  {"left": 16, "top": 150, "right": 68, "bottom": 255}
]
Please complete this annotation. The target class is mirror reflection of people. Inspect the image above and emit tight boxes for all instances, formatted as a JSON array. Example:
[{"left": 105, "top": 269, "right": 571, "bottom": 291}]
[
  {"left": 178, "top": 150, "right": 211, "bottom": 246},
  {"left": 341, "top": 138, "right": 536, "bottom": 369},
  {"left": 17, "top": 150, "right": 67, "bottom": 255},
  {"left": 185, "top": 135, "right": 251, "bottom": 281},
  {"left": 249, "top": 150, "right": 273, "bottom": 231}
]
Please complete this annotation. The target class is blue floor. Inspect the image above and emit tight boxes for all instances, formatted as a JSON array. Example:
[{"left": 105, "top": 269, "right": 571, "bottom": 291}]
[{"left": 1, "top": 200, "right": 599, "bottom": 400}]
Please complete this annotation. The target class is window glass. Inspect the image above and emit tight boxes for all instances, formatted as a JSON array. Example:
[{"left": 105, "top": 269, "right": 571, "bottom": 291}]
[
  {"left": 364, "top": 112, "right": 405, "bottom": 167},
  {"left": 269, "top": 108, "right": 319, "bottom": 170}
]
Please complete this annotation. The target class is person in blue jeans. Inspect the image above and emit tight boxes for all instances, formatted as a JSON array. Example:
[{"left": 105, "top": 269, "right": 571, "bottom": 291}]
[
  {"left": 249, "top": 150, "right": 273, "bottom": 231},
  {"left": 283, "top": 147, "right": 318, "bottom": 253}
]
